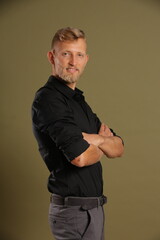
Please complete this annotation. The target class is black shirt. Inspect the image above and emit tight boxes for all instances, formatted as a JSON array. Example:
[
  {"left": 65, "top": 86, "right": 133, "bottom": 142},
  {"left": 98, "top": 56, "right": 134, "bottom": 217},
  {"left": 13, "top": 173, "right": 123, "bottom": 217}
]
[{"left": 32, "top": 76, "right": 105, "bottom": 197}]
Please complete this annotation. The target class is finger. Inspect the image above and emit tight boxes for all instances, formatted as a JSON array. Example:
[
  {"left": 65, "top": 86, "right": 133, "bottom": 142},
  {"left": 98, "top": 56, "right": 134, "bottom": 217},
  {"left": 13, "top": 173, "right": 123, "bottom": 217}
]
[
  {"left": 99, "top": 123, "right": 105, "bottom": 133},
  {"left": 101, "top": 123, "right": 105, "bottom": 131}
]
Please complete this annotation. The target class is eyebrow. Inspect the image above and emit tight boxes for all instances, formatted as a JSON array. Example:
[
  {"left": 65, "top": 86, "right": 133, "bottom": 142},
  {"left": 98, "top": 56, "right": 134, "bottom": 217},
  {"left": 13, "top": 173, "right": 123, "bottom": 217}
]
[{"left": 62, "top": 50, "right": 86, "bottom": 54}]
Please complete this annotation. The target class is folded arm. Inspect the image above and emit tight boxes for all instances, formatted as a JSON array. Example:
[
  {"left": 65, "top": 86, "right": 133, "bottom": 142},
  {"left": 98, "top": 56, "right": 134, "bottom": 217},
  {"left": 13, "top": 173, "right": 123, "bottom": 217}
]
[
  {"left": 71, "top": 123, "right": 124, "bottom": 167},
  {"left": 82, "top": 123, "right": 124, "bottom": 158}
]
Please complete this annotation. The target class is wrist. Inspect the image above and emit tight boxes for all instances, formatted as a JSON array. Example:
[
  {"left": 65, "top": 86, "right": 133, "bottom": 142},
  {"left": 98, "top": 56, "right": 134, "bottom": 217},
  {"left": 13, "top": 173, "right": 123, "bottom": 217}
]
[{"left": 97, "top": 135, "right": 105, "bottom": 146}]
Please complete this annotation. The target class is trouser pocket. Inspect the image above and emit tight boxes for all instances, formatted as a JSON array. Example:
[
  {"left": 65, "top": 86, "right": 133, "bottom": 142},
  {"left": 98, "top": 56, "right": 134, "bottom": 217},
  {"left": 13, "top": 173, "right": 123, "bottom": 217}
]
[
  {"left": 81, "top": 207, "right": 105, "bottom": 240},
  {"left": 76, "top": 209, "right": 91, "bottom": 238},
  {"left": 48, "top": 203, "right": 90, "bottom": 240}
]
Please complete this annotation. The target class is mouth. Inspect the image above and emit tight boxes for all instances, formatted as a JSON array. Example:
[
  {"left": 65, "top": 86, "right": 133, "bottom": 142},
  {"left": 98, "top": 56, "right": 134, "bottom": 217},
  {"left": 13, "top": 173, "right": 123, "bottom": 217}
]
[{"left": 66, "top": 67, "right": 78, "bottom": 74}]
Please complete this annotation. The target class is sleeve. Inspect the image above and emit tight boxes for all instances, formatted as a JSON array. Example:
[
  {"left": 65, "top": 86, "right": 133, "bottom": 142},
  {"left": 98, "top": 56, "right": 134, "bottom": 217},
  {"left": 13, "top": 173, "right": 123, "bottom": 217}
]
[
  {"left": 93, "top": 113, "right": 102, "bottom": 133},
  {"left": 32, "top": 94, "right": 90, "bottom": 161}
]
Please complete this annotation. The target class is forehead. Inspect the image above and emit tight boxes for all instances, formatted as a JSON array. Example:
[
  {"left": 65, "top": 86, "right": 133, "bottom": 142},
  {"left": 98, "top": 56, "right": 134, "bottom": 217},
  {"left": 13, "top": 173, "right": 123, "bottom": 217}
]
[{"left": 54, "top": 39, "right": 87, "bottom": 53}]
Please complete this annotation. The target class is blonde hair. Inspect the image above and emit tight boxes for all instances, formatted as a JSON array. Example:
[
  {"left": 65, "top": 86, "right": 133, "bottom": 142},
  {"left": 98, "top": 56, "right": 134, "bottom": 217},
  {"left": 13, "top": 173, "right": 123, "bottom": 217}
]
[{"left": 51, "top": 27, "right": 86, "bottom": 49}]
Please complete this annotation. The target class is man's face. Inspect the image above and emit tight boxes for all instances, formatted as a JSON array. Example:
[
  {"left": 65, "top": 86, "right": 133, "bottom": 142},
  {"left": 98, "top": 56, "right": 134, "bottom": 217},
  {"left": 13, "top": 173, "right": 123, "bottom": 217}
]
[{"left": 52, "top": 39, "right": 88, "bottom": 86}]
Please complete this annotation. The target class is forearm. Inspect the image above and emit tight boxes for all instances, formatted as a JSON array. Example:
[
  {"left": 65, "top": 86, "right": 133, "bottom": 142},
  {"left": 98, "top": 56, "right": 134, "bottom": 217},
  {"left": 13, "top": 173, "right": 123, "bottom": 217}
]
[
  {"left": 99, "top": 136, "right": 124, "bottom": 158},
  {"left": 82, "top": 133, "right": 104, "bottom": 146},
  {"left": 71, "top": 128, "right": 124, "bottom": 167},
  {"left": 71, "top": 144, "right": 103, "bottom": 167},
  {"left": 83, "top": 133, "right": 124, "bottom": 158}
]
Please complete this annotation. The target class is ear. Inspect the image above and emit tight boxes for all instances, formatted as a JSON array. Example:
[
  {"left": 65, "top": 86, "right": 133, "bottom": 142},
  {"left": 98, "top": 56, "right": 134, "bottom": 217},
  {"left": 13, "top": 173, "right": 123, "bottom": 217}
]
[
  {"left": 47, "top": 51, "right": 54, "bottom": 64},
  {"left": 86, "top": 54, "right": 89, "bottom": 64}
]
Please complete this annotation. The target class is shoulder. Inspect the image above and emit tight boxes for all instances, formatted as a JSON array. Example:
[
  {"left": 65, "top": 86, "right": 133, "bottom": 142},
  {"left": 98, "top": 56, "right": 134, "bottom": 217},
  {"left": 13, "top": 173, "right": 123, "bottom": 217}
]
[
  {"left": 32, "top": 86, "right": 70, "bottom": 119},
  {"left": 33, "top": 84, "right": 67, "bottom": 107}
]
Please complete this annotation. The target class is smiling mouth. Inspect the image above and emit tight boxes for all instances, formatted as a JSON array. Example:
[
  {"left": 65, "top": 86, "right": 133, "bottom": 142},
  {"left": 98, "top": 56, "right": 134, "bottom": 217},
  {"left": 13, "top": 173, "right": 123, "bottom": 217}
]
[{"left": 66, "top": 68, "right": 78, "bottom": 73}]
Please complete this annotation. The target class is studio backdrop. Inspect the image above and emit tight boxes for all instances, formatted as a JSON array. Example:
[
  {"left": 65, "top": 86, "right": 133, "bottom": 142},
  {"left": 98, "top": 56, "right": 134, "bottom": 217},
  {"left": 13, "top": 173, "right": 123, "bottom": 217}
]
[{"left": 1, "top": 1, "right": 160, "bottom": 240}]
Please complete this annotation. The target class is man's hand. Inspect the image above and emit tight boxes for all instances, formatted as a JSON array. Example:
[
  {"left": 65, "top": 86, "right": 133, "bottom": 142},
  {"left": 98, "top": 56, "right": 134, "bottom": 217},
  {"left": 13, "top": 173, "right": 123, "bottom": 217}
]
[
  {"left": 98, "top": 123, "right": 113, "bottom": 137},
  {"left": 82, "top": 123, "right": 113, "bottom": 146},
  {"left": 82, "top": 132, "right": 104, "bottom": 146},
  {"left": 98, "top": 123, "right": 124, "bottom": 157}
]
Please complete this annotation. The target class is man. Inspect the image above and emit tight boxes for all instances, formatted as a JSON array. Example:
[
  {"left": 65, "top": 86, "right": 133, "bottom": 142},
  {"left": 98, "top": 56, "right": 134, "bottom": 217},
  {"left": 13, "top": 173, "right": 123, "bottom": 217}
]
[{"left": 32, "top": 27, "right": 124, "bottom": 240}]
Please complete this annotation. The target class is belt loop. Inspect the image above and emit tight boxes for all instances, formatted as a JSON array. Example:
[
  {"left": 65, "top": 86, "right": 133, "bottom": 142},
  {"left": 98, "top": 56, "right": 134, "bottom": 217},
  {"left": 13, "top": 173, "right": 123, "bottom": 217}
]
[
  {"left": 97, "top": 198, "right": 99, "bottom": 207},
  {"left": 64, "top": 196, "right": 69, "bottom": 207},
  {"left": 98, "top": 197, "right": 102, "bottom": 206}
]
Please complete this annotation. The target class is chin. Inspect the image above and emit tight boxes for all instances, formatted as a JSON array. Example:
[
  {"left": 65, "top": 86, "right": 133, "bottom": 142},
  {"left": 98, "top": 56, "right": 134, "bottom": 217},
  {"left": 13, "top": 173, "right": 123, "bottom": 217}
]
[{"left": 62, "top": 75, "right": 79, "bottom": 84}]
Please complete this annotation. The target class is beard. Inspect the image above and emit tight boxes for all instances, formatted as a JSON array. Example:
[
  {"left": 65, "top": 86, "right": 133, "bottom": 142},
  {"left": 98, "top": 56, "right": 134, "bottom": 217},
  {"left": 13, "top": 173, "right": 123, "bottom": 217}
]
[
  {"left": 55, "top": 65, "right": 85, "bottom": 84},
  {"left": 60, "top": 72, "right": 78, "bottom": 83}
]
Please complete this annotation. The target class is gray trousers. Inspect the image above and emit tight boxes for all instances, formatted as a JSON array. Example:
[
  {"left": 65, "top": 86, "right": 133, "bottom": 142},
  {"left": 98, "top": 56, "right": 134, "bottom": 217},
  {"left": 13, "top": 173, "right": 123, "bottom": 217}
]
[{"left": 49, "top": 202, "right": 105, "bottom": 240}]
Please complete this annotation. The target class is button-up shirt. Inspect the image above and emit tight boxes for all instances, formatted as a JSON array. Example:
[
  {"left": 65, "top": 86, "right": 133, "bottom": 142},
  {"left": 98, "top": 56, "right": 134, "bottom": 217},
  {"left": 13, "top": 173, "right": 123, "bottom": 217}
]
[{"left": 32, "top": 76, "right": 110, "bottom": 197}]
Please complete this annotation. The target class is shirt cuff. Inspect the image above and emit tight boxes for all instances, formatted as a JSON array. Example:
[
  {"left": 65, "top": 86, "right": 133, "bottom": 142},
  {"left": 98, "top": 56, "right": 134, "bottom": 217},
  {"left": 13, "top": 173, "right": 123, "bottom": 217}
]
[{"left": 62, "top": 139, "right": 90, "bottom": 162}]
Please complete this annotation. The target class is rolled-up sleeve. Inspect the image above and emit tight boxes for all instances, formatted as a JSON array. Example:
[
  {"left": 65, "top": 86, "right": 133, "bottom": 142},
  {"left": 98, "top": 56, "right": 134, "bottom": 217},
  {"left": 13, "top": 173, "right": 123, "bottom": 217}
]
[{"left": 32, "top": 94, "right": 90, "bottom": 162}]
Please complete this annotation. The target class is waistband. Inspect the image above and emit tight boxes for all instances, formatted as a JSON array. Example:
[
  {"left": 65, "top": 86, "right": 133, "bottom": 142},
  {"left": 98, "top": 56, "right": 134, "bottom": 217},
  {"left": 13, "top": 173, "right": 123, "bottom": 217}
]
[{"left": 50, "top": 194, "right": 107, "bottom": 210}]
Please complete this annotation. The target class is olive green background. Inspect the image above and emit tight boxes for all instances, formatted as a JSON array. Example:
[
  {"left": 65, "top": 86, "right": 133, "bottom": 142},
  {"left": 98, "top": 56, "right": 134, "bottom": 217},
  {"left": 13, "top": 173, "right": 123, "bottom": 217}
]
[{"left": 1, "top": 0, "right": 160, "bottom": 240}]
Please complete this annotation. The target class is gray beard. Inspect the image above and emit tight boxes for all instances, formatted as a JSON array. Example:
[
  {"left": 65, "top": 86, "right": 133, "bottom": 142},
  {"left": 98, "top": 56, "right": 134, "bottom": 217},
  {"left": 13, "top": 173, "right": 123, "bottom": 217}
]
[{"left": 60, "top": 73, "right": 79, "bottom": 84}]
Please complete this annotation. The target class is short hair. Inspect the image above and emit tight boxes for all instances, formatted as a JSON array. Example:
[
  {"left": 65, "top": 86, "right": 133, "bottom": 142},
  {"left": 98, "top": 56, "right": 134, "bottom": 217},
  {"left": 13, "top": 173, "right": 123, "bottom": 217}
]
[{"left": 51, "top": 27, "right": 86, "bottom": 49}]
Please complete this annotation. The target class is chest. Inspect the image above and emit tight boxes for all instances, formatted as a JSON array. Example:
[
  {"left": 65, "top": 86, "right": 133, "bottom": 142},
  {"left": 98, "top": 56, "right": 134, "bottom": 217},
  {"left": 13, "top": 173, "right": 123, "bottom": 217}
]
[{"left": 67, "top": 98, "right": 98, "bottom": 134}]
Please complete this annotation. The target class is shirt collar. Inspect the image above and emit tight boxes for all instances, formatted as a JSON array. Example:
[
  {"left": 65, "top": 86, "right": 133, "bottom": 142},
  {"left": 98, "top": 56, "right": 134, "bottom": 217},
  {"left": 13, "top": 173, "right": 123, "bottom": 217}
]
[{"left": 45, "top": 75, "right": 84, "bottom": 100}]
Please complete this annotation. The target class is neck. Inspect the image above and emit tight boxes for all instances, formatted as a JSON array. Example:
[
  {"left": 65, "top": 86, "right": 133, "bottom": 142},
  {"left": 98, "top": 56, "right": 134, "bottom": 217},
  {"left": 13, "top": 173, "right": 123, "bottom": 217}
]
[{"left": 67, "top": 82, "right": 76, "bottom": 90}]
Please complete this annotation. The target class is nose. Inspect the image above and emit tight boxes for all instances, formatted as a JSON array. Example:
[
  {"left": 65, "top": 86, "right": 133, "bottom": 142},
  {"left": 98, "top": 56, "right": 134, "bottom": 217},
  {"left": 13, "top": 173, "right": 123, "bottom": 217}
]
[{"left": 69, "top": 54, "right": 77, "bottom": 66}]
